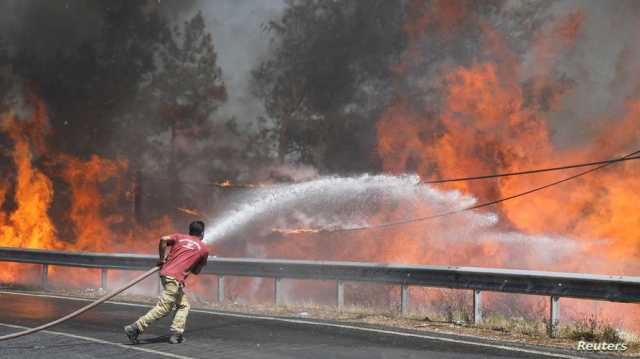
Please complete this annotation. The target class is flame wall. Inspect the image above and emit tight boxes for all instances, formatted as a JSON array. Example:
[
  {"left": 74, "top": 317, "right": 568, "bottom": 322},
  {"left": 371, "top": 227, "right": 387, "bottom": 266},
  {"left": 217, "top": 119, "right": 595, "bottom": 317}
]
[
  {"left": 0, "top": 95, "right": 175, "bottom": 288},
  {"left": 2, "top": 0, "right": 640, "bottom": 331},
  {"left": 214, "top": 0, "right": 640, "bottom": 329}
]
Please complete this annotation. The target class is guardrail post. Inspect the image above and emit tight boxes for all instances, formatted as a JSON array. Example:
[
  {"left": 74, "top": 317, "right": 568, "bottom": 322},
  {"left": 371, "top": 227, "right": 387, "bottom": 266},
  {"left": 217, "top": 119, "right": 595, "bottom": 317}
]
[
  {"left": 400, "top": 284, "right": 409, "bottom": 316},
  {"left": 100, "top": 268, "right": 108, "bottom": 291},
  {"left": 217, "top": 275, "right": 225, "bottom": 303},
  {"left": 41, "top": 264, "right": 48, "bottom": 290},
  {"left": 337, "top": 280, "right": 344, "bottom": 310},
  {"left": 548, "top": 296, "right": 560, "bottom": 337},
  {"left": 473, "top": 289, "right": 482, "bottom": 325},
  {"left": 274, "top": 277, "right": 283, "bottom": 305}
]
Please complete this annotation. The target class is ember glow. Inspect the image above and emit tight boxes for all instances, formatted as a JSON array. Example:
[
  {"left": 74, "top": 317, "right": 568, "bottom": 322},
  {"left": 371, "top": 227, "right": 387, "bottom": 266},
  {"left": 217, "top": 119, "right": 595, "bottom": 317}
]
[
  {"left": 213, "top": 179, "right": 259, "bottom": 189},
  {"left": 214, "top": 179, "right": 233, "bottom": 188},
  {"left": 177, "top": 207, "right": 202, "bottom": 217},
  {"left": 271, "top": 228, "right": 321, "bottom": 235}
]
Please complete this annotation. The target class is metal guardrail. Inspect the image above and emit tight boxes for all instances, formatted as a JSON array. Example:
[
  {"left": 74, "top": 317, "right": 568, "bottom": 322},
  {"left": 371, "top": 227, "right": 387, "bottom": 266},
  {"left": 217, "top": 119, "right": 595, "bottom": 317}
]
[{"left": 1, "top": 246, "right": 639, "bottom": 337}]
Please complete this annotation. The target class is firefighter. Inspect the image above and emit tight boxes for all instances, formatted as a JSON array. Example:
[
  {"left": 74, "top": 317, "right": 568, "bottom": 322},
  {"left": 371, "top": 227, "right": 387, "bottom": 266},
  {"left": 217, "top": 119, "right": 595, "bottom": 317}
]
[{"left": 124, "top": 220, "right": 209, "bottom": 344}]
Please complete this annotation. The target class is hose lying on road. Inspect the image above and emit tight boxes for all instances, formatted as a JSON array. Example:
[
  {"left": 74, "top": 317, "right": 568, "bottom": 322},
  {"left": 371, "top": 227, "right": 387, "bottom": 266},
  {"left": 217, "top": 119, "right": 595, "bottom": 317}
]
[{"left": 0, "top": 266, "right": 160, "bottom": 341}]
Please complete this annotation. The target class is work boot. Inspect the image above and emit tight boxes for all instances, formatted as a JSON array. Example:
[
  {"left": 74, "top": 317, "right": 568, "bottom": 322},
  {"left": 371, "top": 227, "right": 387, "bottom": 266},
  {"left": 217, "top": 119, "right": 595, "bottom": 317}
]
[
  {"left": 169, "top": 332, "right": 184, "bottom": 344},
  {"left": 124, "top": 324, "right": 141, "bottom": 344}
]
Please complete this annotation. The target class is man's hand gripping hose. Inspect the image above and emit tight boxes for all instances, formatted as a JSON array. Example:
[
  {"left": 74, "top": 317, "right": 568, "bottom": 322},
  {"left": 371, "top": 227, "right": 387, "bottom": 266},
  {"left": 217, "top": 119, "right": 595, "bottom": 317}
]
[{"left": 0, "top": 265, "right": 160, "bottom": 341}]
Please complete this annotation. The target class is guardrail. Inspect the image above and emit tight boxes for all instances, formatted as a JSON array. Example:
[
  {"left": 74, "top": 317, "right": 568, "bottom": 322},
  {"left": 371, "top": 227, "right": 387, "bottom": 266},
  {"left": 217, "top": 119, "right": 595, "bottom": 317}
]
[{"left": 1, "top": 246, "right": 640, "bottom": 337}]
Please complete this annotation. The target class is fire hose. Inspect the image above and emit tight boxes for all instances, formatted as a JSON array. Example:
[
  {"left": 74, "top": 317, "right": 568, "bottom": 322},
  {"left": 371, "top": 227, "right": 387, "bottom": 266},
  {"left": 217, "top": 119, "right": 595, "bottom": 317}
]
[{"left": 0, "top": 266, "right": 160, "bottom": 341}]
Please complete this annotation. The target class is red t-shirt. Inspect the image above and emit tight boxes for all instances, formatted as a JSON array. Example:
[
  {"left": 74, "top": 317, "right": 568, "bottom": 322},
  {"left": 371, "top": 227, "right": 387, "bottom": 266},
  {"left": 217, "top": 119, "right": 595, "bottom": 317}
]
[{"left": 160, "top": 233, "right": 209, "bottom": 284}]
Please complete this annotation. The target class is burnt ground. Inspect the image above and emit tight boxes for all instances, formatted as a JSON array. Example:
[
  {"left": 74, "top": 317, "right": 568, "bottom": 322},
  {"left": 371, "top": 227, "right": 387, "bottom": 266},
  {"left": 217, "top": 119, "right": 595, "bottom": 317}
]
[{"left": 0, "top": 291, "right": 619, "bottom": 359}]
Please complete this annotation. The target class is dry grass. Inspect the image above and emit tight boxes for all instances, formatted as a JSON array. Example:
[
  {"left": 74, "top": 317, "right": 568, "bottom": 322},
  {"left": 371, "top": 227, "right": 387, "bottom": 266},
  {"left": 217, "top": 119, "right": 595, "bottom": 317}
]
[{"left": 561, "top": 314, "right": 623, "bottom": 343}]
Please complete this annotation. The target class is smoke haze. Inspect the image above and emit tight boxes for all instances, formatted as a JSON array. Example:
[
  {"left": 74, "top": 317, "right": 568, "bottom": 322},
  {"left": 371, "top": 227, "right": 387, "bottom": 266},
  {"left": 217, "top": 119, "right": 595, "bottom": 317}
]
[{"left": 2, "top": 0, "right": 640, "bottom": 331}]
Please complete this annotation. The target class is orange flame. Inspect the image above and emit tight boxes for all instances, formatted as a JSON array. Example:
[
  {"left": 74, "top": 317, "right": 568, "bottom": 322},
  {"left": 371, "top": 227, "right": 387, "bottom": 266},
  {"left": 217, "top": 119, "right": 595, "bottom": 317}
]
[
  {"left": 0, "top": 106, "right": 58, "bottom": 283},
  {"left": 0, "top": 95, "right": 175, "bottom": 288},
  {"left": 0, "top": 108, "right": 57, "bottom": 252},
  {"left": 177, "top": 207, "right": 202, "bottom": 217},
  {"left": 210, "top": 2, "right": 640, "bottom": 331},
  {"left": 372, "top": 1, "right": 640, "bottom": 330},
  {"left": 213, "top": 179, "right": 258, "bottom": 188},
  {"left": 214, "top": 179, "right": 233, "bottom": 187},
  {"left": 271, "top": 228, "right": 321, "bottom": 235}
]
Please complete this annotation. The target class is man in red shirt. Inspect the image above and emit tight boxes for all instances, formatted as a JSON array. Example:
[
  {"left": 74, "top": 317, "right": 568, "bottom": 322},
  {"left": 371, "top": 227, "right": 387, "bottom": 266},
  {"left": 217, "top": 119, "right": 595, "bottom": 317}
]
[{"left": 124, "top": 220, "right": 209, "bottom": 344}]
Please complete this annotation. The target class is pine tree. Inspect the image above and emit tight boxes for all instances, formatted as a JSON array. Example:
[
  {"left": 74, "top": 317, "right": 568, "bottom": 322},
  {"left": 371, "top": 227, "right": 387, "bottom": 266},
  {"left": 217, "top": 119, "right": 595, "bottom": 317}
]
[{"left": 143, "top": 11, "right": 227, "bottom": 212}]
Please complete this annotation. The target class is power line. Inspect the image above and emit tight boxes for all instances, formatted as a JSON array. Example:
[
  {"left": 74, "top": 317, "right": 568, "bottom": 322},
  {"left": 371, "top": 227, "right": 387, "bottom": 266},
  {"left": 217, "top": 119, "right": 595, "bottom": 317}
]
[
  {"left": 325, "top": 149, "right": 640, "bottom": 233},
  {"left": 424, "top": 154, "right": 640, "bottom": 183}
]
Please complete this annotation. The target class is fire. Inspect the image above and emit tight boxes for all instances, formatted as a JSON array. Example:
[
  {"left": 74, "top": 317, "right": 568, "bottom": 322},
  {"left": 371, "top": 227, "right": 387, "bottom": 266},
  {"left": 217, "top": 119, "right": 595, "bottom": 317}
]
[
  {"left": 0, "top": 104, "right": 58, "bottom": 283},
  {"left": 0, "top": 111, "right": 57, "bottom": 251},
  {"left": 213, "top": 179, "right": 259, "bottom": 188},
  {"left": 213, "top": 1, "right": 640, "bottom": 330},
  {"left": 60, "top": 155, "right": 129, "bottom": 252},
  {"left": 177, "top": 207, "right": 202, "bottom": 217},
  {"left": 2, "top": 1, "right": 640, "bottom": 333},
  {"left": 0, "top": 94, "right": 174, "bottom": 288},
  {"left": 214, "top": 179, "right": 233, "bottom": 188},
  {"left": 271, "top": 228, "right": 321, "bottom": 235},
  {"left": 373, "top": 1, "right": 640, "bottom": 330},
  {"left": 375, "top": 3, "right": 640, "bottom": 267}
]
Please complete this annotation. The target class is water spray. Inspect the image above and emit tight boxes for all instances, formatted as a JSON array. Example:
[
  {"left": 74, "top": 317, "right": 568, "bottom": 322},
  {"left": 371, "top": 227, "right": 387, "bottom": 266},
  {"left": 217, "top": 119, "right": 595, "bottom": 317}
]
[
  {"left": 265, "top": 149, "right": 640, "bottom": 235},
  {"left": 3, "top": 151, "right": 636, "bottom": 341}
]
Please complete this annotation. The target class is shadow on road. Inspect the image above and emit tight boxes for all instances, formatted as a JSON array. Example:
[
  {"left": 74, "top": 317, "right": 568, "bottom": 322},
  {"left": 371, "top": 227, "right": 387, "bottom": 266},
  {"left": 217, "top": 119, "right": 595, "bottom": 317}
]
[{"left": 136, "top": 335, "right": 170, "bottom": 345}]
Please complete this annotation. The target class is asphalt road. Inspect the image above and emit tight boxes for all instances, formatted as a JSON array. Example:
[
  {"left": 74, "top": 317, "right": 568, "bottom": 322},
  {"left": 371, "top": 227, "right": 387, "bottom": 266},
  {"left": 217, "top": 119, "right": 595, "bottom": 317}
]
[{"left": 0, "top": 291, "right": 600, "bottom": 359}]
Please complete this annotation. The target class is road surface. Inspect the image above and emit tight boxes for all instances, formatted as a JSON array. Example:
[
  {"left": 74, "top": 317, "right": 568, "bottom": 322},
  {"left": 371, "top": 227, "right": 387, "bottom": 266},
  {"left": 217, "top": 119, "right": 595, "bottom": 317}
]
[{"left": 0, "top": 291, "right": 600, "bottom": 359}]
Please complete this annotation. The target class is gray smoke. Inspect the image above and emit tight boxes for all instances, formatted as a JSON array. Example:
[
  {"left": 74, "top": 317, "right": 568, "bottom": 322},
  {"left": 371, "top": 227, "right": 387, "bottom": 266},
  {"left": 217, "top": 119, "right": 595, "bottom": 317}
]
[
  {"left": 524, "top": 0, "right": 640, "bottom": 148},
  {"left": 200, "top": 0, "right": 286, "bottom": 129},
  {"left": 169, "top": 0, "right": 287, "bottom": 130}
]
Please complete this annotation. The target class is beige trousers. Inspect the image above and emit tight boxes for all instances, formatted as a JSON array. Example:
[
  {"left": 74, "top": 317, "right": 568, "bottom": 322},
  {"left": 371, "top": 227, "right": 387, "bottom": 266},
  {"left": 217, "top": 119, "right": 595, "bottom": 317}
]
[{"left": 135, "top": 276, "right": 190, "bottom": 334}]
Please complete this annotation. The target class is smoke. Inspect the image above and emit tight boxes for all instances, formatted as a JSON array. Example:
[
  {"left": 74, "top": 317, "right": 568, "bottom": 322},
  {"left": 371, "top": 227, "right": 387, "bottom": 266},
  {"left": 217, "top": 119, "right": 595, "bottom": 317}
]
[
  {"left": 0, "top": 1, "right": 104, "bottom": 59},
  {"left": 520, "top": 0, "right": 640, "bottom": 148},
  {"left": 151, "top": 0, "right": 286, "bottom": 130},
  {"left": 138, "top": 1, "right": 292, "bottom": 194},
  {"left": 206, "top": 172, "right": 635, "bottom": 275},
  {"left": 196, "top": 0, "right": 286, "bottom": 128}
]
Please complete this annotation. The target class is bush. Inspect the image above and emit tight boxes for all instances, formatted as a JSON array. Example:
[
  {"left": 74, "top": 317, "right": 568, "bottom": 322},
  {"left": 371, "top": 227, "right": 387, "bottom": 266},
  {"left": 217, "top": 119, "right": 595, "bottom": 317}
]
[{"left": 565, "top": 315, "right": 623, "bottom": 343}]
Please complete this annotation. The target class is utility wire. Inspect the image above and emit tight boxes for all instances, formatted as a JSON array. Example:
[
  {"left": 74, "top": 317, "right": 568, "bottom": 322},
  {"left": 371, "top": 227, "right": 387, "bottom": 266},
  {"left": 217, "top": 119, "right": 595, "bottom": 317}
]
[
  {"left": 424, "top": 154, "right": 640, "bottom": 183},
  {"left": 325, "top": 149, "right": 640, "bottom": 233}
]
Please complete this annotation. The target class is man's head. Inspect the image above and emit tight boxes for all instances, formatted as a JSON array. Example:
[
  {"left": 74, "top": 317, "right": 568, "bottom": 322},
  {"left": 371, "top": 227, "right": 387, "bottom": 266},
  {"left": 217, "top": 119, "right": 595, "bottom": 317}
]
[{"left": 189, "top": 220, "right": 205, "bottom": 238}]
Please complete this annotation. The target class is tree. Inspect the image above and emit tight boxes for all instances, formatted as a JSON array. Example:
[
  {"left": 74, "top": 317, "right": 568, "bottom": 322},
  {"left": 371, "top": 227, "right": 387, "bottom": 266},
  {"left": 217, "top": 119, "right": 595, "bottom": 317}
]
[
  {"left": 133, "top": 11, "right": 227, "bottom": 216},
  {"left": 9, "top": 1, "right": 167, "bottom": 157},
  {"left": 147, "top": 11, "right": 226, "bottom": 171},
  {"left": 0, "top": 36, "right": 10, "bottom": 112},
  {"left": 252, "top": 0, "right": 407, "bottom": 172}
]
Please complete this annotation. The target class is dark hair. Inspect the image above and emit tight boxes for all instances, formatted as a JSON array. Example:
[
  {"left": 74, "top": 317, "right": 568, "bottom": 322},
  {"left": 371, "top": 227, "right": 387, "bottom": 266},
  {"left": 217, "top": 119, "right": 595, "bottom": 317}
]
[{"left": 189, "top": 221, "right": 205, "bottom": 237}]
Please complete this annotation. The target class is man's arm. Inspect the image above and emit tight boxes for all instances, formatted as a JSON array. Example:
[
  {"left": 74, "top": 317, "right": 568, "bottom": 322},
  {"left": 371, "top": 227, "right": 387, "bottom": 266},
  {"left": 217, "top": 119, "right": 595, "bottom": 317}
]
[
  {"left": 191, "top": 256, "right": 207, "bottom": 275},
  {"left": 158, "top": 235, "right": 176, "bottom": 266}
]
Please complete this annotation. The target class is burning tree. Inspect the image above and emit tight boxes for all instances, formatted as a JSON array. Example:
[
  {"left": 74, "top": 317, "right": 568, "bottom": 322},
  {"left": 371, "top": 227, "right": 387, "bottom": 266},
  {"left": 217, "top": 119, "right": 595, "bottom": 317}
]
[{"left": 0, "top": 4, "right": 229, "bottom": 260}]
